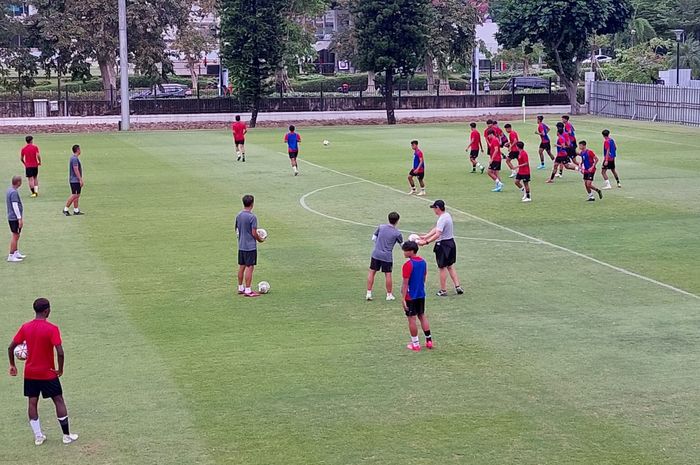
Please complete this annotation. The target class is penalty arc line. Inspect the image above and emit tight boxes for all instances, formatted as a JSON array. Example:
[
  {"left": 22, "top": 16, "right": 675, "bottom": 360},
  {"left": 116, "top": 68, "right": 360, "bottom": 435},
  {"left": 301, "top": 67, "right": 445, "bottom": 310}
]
[
  {"left": 282, "top": 153, "right": 700, "bottom": 301},
  {"left": 299, "top": 181, "right": 534, "bottom": 244}
]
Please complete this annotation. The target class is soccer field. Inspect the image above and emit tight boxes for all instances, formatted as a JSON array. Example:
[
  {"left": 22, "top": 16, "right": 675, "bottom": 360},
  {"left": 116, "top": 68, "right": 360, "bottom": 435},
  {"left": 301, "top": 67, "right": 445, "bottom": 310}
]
[{"left": 1, "top": 116, "right": 699, "bottom": 465}]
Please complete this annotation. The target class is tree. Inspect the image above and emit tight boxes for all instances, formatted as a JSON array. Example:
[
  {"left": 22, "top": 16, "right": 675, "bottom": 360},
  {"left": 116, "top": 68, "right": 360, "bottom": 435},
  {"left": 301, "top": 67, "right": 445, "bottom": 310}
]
[
  {"left": 28, "top": 0, "right": 190, "bottom": 100},
  {"left": 0, "top": 2, "right": 40, "bottom": 103},
  {"left": 494, "top": 41, "right": 544, "bottom": 75},
  {"left": 671, "top": 34, "right": 700, "bottom": 78},
  {"left": 280, "top": 0, "right": 329, "bottom": 91},
  {"left": 352, "top": 0, "right": 431, "bottom": 124},
  {"left": 172, "top": 0, "right": 218, "bottom": 90},
  {"left": 220, "top": 0, "right": 287, "bottom": 127},
  {"left": 604, "top": 37, "right": 672, "bottom": 82},
  {"left": 497, "top": 0, "right": 631, "bottom": 114}
]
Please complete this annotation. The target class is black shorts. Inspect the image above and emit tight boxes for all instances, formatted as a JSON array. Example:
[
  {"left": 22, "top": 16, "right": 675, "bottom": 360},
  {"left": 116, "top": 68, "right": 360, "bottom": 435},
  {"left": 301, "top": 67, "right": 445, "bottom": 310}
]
[
  {"left": 516, "top": 174, "right": 531, "bottom": 182},
  {"left": 409, "top": 169, "right": 425, "bottom": 180},
  {"left": 238, "top": 249, "right": 257, "bottom": 266},
  {"left": 583, "top": 172, "right": 595, "bottom": 181},
  {"left": 539, "top": 142, "right": 551, "bottom": 151},
  {"left": 507, "top": 151, "right": 519, "bottom": 160},
  {"left": 369, "top": 257, "right": 392, "bottom": 273},
  {"left": 404, "top": 298, "right": 425, "bottom": 317},
  {"left": 24, "top": 378, "right": 62, "bottom": 398},
  {"left": 25, "top": 167, "right": 38, "bottom": 178},
  {"left": 288, "top": 150, "right": 298, "bottom": 159},
  {"left": 9, "top": 220, "right": 21, "bottom": 234},
  {"left": 434, "top": 238, "right": 456, "bottom": 269},
  {"left": 234, "top": 139, "right": 245, "bottom": 146},
  {"left": 469, "top": 149, "right": 479, "bottom": 159},
  {"left": 566, "top": 146, "right": 577, "bottom": 158},
  {"left": 603, "top": 160, "right": 616, "bottom": 170},
  {"left": 555, "top": 155, "right": 569, "bottom": 164},
  {"left": 70, "top": 183, "right": 82, "bottom": 195},
  {"left": 489, "top": 161, "right": 501, "bottom": 171}
]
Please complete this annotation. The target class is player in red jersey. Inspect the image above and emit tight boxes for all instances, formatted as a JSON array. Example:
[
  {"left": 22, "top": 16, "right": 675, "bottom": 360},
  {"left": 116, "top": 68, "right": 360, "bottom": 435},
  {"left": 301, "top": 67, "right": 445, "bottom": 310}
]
[
  {"left": 513, "top": 141, "right": 532, "bottom": 202},
  {"left": 20, "top": 135, "right": 41, "bottom": 197},
  {"left": 467, "top": 122, "right": 485, "bottom": 173},
  {"left": 601, "top": 129, "right": 621, "bottom": 189},
  {"left": 486, "top": 130, "right": 504, "bottom": 192},
  {"left": 407, "top": 140, "right": 426, "bottom": 196},
  {"left": 492, "top": 120, "right": 508, "bottom": 147},
  {"left": 535, "top": 115, "right": 552, "bottom": 169},
  {"left": 504, "top": 124, "right": 520, "bottom": 178},
  {"left": 546, "top": 127, "right": 578, "bottom": 183},
  {"left": 8, "top": 298, "right": 78, "bottom": 445},
  {"left": 483, "top": 119, "right": 494, "bottom": 140},
  {"left": 231, "top": 115, "right": 247, "bottom": 162},
  {"left": 578, "top": 141, "right": 603, "bottom": 201}
]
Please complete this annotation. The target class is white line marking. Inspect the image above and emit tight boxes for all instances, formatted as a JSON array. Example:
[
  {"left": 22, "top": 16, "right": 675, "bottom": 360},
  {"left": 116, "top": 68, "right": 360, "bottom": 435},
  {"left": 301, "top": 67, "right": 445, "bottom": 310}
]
[
  {"left": 282, "top": 152, "right": 700, "bottom": 301},
  {"left": 299, "top": 181, "right": 534, "bottom": 244}
]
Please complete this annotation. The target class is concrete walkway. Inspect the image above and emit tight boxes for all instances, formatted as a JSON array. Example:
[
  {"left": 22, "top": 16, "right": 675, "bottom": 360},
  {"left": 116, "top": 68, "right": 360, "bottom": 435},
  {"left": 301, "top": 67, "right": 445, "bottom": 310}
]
[{"left": 0, "top": 105, "right": 570, "bottom": 127}]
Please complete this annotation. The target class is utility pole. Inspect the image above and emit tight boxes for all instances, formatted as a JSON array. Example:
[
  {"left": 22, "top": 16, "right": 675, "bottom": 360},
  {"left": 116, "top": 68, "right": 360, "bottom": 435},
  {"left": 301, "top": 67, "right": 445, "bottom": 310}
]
[{"left": 118, "top": 0, "right": 130, "bottom": 130}]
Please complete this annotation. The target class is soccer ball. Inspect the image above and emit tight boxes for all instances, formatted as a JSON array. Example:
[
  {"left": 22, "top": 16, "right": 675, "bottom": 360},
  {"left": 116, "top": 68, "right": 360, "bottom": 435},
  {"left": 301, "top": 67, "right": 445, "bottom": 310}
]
[
  {"left": 14, "top": 342, "right": 27, "bottom": 361},
  {"left": 408, "top": 233, "right": 421, "bottom": 243},
  {"left": 323, "top": 140, "right": 330, "bottom": 146},
  {"left": 257, "top": 228, "right": 268, "bottom": 242},
  {"left": 258, "top": 281, "right": 271, "bottom": 294}
]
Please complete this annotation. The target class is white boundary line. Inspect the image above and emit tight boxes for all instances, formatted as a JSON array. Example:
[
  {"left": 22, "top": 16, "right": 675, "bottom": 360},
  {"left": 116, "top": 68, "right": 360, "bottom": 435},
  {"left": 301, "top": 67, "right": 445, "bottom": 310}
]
[
  {"left": 300, "top": 181, "right": 534, "bottom": 244},
  {"left": 284, "top": 152, "right": 700, "bottom": 301}
]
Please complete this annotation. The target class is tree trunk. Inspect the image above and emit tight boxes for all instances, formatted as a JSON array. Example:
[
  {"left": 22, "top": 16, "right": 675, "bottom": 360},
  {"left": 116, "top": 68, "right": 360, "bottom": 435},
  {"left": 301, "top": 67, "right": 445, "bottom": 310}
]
[
  {"left": 366, "top": 70, "right": 376, "bottom": 94},
  {"left": 276, "top": 68, "right": 293, "bottom": 93},
  {"left": 250, "top": 96, "right": 259, "bottom": 128},
  {"left": 99, "top": 56, "right": 117, "bottom": 102},
  {"left": 425, "top": 55, "right": 435, "bottom": 94},
  {"left": 187, "top": 56, "right": 199, "bottom": 91},
  {"left": 385, "top": 69, "right": 396, "bottom": 125},
  {"left": 438, "top": 69, "right": 450, "bottom": 94},
  {"left": 563, "top": 77, "right": 580, "bottom": 114},
  {"left": 523, "top": 57, "right": 529, "bottom": 76}
]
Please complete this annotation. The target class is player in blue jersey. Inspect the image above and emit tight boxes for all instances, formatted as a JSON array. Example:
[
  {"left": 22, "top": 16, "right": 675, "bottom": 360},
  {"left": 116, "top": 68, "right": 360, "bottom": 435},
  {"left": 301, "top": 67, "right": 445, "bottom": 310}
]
[
  {"left": 401, "top": 241, "right": 432, "bottom": 351},
  {"left": 578, "top": 141, "right": 603, "bottom": 201},
  {"left": 284, "top": 125, "right": 301, "bottom": 176},
  {"left": 601, "top": 129, "right": 621, "bottom": 189},
  {"left": 535, "top": 115, "right": 552, "bottom": 169},
  {"left": 407, "top": 140, "right": 426, "bottom": 196}
]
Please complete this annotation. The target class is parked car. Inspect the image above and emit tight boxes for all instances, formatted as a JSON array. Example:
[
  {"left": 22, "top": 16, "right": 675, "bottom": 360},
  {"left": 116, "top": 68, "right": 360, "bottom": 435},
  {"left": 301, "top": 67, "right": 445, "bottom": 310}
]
[
  {"left": 582, "top": 55, "right": 613, "bottom": 65},
  {"left": 130, "top": 83, "right": 191, "bottom": 99},
  {"left": 508, "top": 76, "right": 549, "bottom": 91}
]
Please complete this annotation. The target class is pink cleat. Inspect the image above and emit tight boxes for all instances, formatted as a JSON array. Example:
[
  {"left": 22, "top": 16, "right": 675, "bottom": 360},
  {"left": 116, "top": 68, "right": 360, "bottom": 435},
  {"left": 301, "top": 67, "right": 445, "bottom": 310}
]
[
  {"left": 426, "top": 340, "right": 433, "bottom": 349},
  {"left": 406, "top": 343, "right": 421, "bottom": 352},
  {"left": 244, "top": 291, "right": 260, "bottom": 298}
]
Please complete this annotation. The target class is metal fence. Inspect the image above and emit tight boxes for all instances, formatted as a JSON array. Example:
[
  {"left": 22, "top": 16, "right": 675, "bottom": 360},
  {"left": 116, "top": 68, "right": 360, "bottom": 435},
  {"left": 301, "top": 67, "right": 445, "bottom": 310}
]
[{"left": 589, "top": 81, "right": 700, "bottom": 126}]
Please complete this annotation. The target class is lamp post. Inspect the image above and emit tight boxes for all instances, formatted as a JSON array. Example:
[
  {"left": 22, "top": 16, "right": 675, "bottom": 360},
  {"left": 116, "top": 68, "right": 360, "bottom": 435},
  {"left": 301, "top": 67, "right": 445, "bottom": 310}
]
[
  {"left": 672, "top": 29, "right": 684, "bottom": 87},
  {"left": 118, "top": 0, "right": 130, "bottom": 130}
]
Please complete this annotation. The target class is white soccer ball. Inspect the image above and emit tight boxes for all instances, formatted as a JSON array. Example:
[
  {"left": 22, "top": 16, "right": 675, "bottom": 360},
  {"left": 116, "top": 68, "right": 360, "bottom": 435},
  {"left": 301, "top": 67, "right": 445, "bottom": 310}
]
[
  {"left": 14, "top": 342, "right": 27, "bottom": 361},
  {"left": 323, "top": 140, "right": 330, "bottom": 146},
  {"left": 258, "top": 281, "right": 271, "bottom": 294},
  {"left": 408, "top": 233, "right": 421, "bottom": 243},
  {"left": 257, "top": 228, "right": 268, "bottom": 242}
]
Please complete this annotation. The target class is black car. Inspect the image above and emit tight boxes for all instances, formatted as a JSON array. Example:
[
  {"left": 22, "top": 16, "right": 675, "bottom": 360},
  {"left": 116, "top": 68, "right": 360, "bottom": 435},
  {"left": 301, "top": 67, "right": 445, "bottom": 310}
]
[
  {"left": 508, "top": 77, "right": 549, "bottom": 91},
  {"left": 130, "top": 84, "right": 191, "bottom": 99}
]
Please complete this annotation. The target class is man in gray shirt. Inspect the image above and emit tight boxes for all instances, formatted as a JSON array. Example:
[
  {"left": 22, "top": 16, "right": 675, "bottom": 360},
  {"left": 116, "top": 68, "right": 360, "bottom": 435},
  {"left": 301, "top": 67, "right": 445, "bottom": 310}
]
[
  {"left": 366, "top": 212, "right": 403, "bottom": 301},
  {"left": 6, "top": 176, "right": 25, "bottom": 262},
  {"left": 235, "top": 194, "right": 263, "bottom": 297},
  {"left": 63, "top": 145, "right": 84, "bottom": 216},
  {"left": 418, "top": 200, "right": 464, "bottom": 296}
]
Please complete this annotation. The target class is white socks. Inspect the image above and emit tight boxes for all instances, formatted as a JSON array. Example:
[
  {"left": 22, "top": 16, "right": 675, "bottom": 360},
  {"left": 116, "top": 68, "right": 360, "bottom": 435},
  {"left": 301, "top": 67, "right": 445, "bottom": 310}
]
[
  {"left": 238, "top": 285, "right": 245, "bottom": 292},
  {"left": 29, "top": 419, "right": 42, "bottom": 437},
  {"left": 74, "top": 208, "right": 80, "bottom": 213},
  {"left": 244, "top": 287, "right": 251, "bottom": 294},
  {"left": 410, "top": 336, "right": 419, "bottom": 346}
]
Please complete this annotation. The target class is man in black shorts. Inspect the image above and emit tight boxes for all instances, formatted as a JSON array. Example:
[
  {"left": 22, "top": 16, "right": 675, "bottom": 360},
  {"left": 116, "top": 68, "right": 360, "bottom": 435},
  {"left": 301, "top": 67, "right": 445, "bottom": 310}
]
[
  {"left": 417, "top": 200, "right": 464, "bottom": 296},
  {"left": 8, "top": 298, "right": 78, "bottom": 445},
  {"left": 366, "top": 212, "right": 403, "bottom": 301},
  {"left": 6, "top": 176, "right": 25, "bottom": 262},
  {"left": 235, "top": 194, "right": 264, "bottom": 297},
  {"left": 63, "top": 145, "right": 84, "bottom": 216}
]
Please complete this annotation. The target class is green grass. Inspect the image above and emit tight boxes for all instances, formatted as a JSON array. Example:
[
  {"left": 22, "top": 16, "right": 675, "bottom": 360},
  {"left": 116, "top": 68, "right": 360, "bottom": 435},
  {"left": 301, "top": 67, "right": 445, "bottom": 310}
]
[{"left": 0, "top": 116, "right": 699, "bottom": 465}]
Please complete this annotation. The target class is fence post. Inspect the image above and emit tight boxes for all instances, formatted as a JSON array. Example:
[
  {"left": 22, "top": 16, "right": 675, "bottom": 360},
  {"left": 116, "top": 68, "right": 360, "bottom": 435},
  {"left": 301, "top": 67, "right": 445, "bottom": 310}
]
[
  {"left": 320, "top": 83, "right": 324, "bottom": 111},
  {"left": 398, "top": 86, "right": 401, "bottom": 109},
  {"left": 548, "top": 77, "right": 552, "bottom": 106}
]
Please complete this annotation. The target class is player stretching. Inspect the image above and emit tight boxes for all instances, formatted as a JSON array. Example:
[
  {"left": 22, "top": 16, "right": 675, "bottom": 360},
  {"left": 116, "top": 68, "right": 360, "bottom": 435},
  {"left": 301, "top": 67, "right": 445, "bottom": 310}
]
[
  {"left": 400, "top": 241, "right": 433, "bottom": 352},
  {"left": 63, "top": 145, "right": 84, "bottom": 216},
  {"left": 546, "top": 127, "right": 577, "bottom": 183},
  {"left": 407, "top": 140, "right": 426, "bottom": 196},
  {"left": 578, "top": 141, "right": 603, "bottom": 201},
  {"left": 367, "top": 211, "right": 404, "bottom": 301},
  {"left": 6, "top": 176, "right": 25, "bottom": 262},
  {"left": 8, "top": 298, "right": 79, "bottom": 445},
  {"left": 232, "top": 115, "right": 247, "bottom": 161},
  {"left": 601, "top": 129, "right": 621, "bottom": 189},
  {"left": 535, "top": 115, "right": 552, "bottom": 169},
  {"left": 486, "top": 130, "right": 503, "bottom": 192},
  {"left": 235, "top": 194, "right": 264, "bottom": 297},
  {"left": 284, "top": 125, "right": 301, "bottom": 176},
  {"left": 513, "top": 141, "right": 532, "bottom": 202},
  {"left": 467, "top": 122, "right": 485, "bottom": 173},
  {"left": 21, "top": 136, "right": 41, "bottom": 197},
  {"left": 504, "top": 124, "right": 520, "bottom": 178}
]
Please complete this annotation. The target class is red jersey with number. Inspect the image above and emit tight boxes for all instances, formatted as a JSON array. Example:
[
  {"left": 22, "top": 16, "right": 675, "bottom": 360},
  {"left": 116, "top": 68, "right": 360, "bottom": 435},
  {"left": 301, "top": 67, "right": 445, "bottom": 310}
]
[
  {"left": 469, "top": 130, "right": 481, "bottom": 150},
  {"left": 232, "top": 122, "right": 247, "bottom": 141},
  {"left": 21, "top": 144, "right": 40, "bottom": 168},
  {"left": 518, "top": 149, "right": 530, "bottom": 175},
  {"left": 489, "top": 137, "right": 501, "bottom": 162},
  {"left": 13, "top": 319, "right": 62, "bottom": 380}
]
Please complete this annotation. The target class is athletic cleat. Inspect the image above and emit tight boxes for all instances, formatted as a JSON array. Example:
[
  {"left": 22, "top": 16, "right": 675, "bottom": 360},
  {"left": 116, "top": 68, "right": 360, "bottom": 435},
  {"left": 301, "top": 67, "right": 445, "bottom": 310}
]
[
  {"left": 294, "top": 171, "right": 299, "bottom": 176},
  {"left": 537, "top": 164, "right": 546, "bottom": 170},
  {"left": 508, "top": 172, "right": 517, "bottom": 178},
  {"left": 366, "top": 293, "right": 373, "bottom": 301},
  {"left": 602, "top": 182, "right": 612, "bottom": 190},
  {"left": 407, "top": 190, "right": 416, "bottom": 195},
  {"left": 238, "top": 289, "right": 245, "bottom": 295},
  {"left": 244, "top": 291, "right": 261, "bottom": 298},
  {"left": 63, "top": 210, "right": 71, "bottom": 216},
  {"left": 73, "top": 211, "right": 84, "bottom": 216},
  {"left": 480, "top": 166, "right": 485, "bottom": 174},
  {"left": 522, "top": 197, "right": 532, "bottom": 202},
  {"left": 471, "top": 168, "right": 476, "bottom": 173},
  {"left": 492, "top": 184, "right": 503, "bottom": 192},
  {"left": 436, "top": 289, "right": 448, "bottom": 297},
  {"left": 13, "top": 251, "right": 26, "bottom": 259},
  {"left": 545, "top": 179, "right": 554, "bottom": 184},
  {"left": 406, "top": 343, "right": 421, "bottom": 352},
  {"left": 416, "top": 191, "right": 426, "bottom": 196},
  {"left": 617, "top": 183, "right": 622, "bottom": 188},
  {"left": 34, "top": 434, "right": 46, "bottom": 446},
  {"left": 236, "top": 155, "right": 241, "bottom": 161},
  {"left": 30, "top": 193, "right": 37, "bottom": 198},
  {"left": 555, "top": 173, "right": 562, "bottom": 178},
  {"left": 455, "top": 286, "right": 464, "bottom": 295},
  {"left": 587, "top": 197, "right": 595, "bottom": 202},
  {"left": 597, "top": 189, "right": 603, "bottom": 199},
  {"left": 62, "top": 433, "right": 79, "bottom": 444},
  {"left": 242, "top": 157, "right": 246, "bottom": 162},
  {"left": 7, "top": 255, "right": 23, "bottom": 262},
  {"left": 426, "top": 340, "right": 434, "bottom": 349},
  {"left": 386, "top": 294, "right": 395, "bottom": 301}
]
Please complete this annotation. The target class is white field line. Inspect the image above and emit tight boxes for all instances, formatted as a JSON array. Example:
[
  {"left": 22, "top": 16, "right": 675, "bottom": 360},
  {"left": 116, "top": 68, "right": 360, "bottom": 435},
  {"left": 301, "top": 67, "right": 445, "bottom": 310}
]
[
  {"left": 299, "top": 181, "right": 533, "bottom": 244},
  {"left": 283, "top": 152, "right": 700, "bottom": 301}
]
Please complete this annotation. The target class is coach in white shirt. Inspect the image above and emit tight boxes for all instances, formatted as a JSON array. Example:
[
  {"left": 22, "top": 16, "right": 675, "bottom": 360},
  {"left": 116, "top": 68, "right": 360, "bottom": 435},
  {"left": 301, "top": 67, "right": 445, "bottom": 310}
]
[{"left": 418, "top": 199, "right": 464, "bottom": 296}]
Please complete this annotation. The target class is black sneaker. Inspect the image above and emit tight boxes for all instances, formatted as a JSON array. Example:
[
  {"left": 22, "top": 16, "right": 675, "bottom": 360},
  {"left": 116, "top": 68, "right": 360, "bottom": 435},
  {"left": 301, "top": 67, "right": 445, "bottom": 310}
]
[
  {"left": 597, "top": 189, "right": 603, "bottom": 199},
  {"left": 436, "top": 289, "right": 448, "bottom": 297},
  {"left": 73, "top": 211, "right": 85, "bottom": 215},
  {"left": 63, "top": 210, "right": 71, "bottom": 216},
  {"left": 455, "top": 286, "right": 464, "bottom": 295},
  {"left": 236, "top": 155, "right": 241, "bottom": 161},
  {"left": 587, "top": 197, "right": 595, "bottom": 202},
  {"left": 242, "top": 156, "right": 246, "bottom": 162}
]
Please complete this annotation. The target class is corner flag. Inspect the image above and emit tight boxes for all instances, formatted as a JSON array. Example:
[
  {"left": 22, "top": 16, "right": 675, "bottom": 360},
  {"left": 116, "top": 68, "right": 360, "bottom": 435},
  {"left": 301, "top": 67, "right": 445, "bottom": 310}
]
[{"left": 522, "top": 96, "right": 526, "bottom": 123}]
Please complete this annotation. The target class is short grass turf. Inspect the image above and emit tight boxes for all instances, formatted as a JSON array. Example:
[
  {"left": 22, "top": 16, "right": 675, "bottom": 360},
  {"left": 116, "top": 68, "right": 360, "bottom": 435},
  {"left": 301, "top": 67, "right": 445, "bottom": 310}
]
[{"left": 0, "top": 116, "right": 699, "bottom": 465}]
